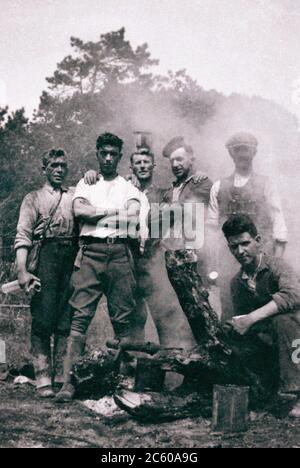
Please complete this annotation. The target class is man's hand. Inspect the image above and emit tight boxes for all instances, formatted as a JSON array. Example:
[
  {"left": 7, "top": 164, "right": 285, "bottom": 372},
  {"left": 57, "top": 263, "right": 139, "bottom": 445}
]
[
  {"left": 84, "top": 170, "right": 99, "bottom": 185},
  {"left": 125, "top": 174, "right": 141, "bottom": 190},
  {"left": 226, "top": 314, "right": 256, "bottom": 336},
  {"left": 18, "top": 270, "right": 41, "bottom": 294}
]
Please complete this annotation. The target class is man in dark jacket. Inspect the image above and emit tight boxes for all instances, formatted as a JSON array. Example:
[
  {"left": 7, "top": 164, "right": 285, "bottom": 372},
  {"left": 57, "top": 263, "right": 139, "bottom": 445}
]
[{"left": 161, "top": 136, "right": 214, "bottom": 342}]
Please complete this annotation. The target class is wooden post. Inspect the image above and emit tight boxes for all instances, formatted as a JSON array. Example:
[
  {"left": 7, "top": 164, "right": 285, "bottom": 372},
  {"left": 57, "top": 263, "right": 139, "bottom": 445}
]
[
  {"left": 212, "top": 385, "right": 249, "bottom": 433},
  {"left": 134, "top": 357, "right": 166, "bottom": 392}
]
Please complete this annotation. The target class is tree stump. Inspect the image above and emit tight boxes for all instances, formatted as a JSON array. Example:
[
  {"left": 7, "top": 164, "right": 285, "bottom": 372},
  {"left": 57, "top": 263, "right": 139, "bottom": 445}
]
[{"left": 212, "top": 385, "right": 249, "bottom": 433}]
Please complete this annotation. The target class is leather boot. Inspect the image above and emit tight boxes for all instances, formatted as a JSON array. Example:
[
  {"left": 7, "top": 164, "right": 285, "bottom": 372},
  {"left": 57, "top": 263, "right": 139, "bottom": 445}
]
[
  {"left": 53, "top": 335, "right": 68, "bottom": 390},
  {"left": 55, "top": 335, "right": 85, "bottom": 403},
  {"left": 31, "top": 334, "right": 54, "bottom": 399}
]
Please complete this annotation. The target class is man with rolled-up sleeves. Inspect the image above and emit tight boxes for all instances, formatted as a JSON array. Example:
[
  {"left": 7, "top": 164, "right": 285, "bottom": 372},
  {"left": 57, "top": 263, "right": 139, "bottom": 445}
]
[
  {"left": 222, "top": 214, "right": 300, "bottom": 418},
  {"left": 15, "top": 149, "right": 77, "bottom": 398}
]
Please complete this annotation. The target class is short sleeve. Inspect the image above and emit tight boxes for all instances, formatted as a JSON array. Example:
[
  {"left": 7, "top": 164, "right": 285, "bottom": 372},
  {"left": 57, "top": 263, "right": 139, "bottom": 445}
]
[
  {"left": 126, "top": 183, "right": 142, "bottom": 204},
  {"left": 73, "top": 179, "right": 91, "bottom": 203}
]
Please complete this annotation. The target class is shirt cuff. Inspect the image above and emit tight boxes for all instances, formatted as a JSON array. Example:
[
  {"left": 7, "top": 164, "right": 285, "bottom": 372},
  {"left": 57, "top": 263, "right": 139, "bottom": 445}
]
[{"left": 14, "top": 239, "right": 32, "bottom": 251}]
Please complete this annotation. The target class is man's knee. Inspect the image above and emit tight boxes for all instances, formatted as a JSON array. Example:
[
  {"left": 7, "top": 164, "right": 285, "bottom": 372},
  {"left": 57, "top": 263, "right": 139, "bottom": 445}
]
[{"left": 272, "top": 314, "right": 293, "bottom": 330}]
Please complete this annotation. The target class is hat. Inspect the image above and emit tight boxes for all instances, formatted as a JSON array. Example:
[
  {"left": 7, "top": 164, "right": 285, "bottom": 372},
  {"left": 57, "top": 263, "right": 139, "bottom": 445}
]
[
  {"left": 163, "top": 136, "right": 193, "bottom": 158},
  {"left": 226, "top": 132, "right": 258, "bottom": 149}
]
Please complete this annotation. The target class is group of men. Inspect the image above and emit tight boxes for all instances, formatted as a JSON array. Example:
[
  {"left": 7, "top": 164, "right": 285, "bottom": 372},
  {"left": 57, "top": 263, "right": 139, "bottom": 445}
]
[{"left": 14, "top": 130, "right": 300, "bottom": 417}]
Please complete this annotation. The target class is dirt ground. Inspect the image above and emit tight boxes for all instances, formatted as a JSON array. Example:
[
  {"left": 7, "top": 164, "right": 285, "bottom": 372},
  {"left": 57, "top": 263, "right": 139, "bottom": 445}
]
[
  {"left": 1, "top": 382, "right": 300, "bottom": 448},
  {"left": 1, "top": 298, "right": 300, "bottom": 448}
]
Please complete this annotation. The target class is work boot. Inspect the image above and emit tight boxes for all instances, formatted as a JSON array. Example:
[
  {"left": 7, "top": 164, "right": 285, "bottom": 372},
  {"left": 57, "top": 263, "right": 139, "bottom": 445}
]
[
  {"left": 289, "top": 398, "right": 300, "bottom": 418},
  {"left": 53, "top": 334, "right": 68, "bottom": 390},
  {"left": 31, "top": 334, "right": 55, "bottom": 399},
  {"left": 55, "top": 335, "right": 85, "bottom": 403}
]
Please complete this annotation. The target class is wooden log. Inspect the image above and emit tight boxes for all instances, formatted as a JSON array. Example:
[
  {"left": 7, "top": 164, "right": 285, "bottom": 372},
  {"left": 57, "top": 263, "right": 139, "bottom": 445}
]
[
  {"left": 114, "top": 389, "right": 212, "bottom": 421},
  {"left": 72, "top": 349, "right": 120, "bottom": 399},
  {"left": 164, "top": 249, "right": 277, "bottom": 406},
  {"left": 134, "top": 357, "right": 166, "bottom": 392},
  {"left": 165, "top": 250, "right": 227, "bottom": 349},
  {"left": 72, "top": 249, "right": 277, "bottom": 419}
]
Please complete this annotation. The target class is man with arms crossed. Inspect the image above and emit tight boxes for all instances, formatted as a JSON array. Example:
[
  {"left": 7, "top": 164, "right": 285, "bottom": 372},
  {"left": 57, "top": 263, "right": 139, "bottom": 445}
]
[{"left": 56, "top": 132, "right": 146, "bottom": 402}]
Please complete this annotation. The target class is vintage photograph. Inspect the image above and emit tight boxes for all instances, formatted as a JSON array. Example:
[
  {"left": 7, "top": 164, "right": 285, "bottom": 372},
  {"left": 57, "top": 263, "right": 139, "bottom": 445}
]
[{"left": 1, "top": 0, "right": 300, "bottom": 449}]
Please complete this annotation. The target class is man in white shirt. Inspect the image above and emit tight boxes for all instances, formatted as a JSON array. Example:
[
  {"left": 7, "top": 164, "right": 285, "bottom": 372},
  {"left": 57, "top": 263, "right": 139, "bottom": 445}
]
[
  {"left": 207, "top": 132, "right": 288, "bottom": 321},
  {"left": 56, "top": 132, "right": 147, "bottom": 402}
]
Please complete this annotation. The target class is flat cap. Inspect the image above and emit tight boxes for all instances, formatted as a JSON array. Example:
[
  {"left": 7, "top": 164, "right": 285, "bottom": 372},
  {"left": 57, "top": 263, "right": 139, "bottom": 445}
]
[
  {"left": 226, "top": 132, "right": 258, "bottom": 149},
  {"left": 163, "top": 136, "right": 193, "bottom": 158}
]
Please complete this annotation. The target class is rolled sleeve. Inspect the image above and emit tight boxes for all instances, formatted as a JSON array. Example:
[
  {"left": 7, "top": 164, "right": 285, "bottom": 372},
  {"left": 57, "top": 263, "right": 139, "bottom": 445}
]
[
  {"left": 72, "top": 178, "right": 91, "bottom": 203},
  {"left": 271, "top": 259, "right": 300, "bottom": 313},
  {"left": 15, "top": 194, "right": 38, "bottom": 250}
]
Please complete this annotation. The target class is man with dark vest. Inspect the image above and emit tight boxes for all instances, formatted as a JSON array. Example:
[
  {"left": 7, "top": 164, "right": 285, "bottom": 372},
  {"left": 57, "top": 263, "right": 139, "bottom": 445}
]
[{"left": 207, "top": 132, "right": 288, "bottom": 320}]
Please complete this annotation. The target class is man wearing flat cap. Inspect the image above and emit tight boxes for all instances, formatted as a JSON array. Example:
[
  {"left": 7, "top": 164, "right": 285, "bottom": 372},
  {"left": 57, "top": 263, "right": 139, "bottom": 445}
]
[{"left": 207, "top": 131, "right": 288, "bottom": 320}]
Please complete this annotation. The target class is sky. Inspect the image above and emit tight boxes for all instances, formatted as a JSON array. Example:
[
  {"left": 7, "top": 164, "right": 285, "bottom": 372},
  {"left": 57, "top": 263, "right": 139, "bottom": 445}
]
[{"left": 1, "top": 0, "right": 300, "bottom": 119}]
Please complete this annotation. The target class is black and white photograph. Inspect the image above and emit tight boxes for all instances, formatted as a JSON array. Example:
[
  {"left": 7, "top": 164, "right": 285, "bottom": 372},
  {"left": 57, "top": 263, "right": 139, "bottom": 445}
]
[{"left": 1, "top": 0, "right": 300, "bottom": 450}]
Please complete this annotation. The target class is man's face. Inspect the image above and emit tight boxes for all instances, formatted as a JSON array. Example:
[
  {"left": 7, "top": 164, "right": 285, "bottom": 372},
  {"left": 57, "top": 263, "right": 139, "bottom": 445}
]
[
  {"left": 169, "top": 147, "right": 193, "bottom": 180},
  {"left": 97, "top": 144, "right": 122, "bottom": 176},
  {"left": 44, "top": 157, "right": 68, "bottom": 188},
  {"left": 227, "top": 232, "right": 261, "bottom": 267},
  {"left": 131, "top": 153, "right": 155, "bottom": 181},
  {"left": 229, "top": 146, "right": 256, "bottom": 174}
]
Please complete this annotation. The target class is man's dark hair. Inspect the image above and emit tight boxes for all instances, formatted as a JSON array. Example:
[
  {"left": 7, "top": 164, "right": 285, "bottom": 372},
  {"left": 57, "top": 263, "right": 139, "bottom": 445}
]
[
  {"left": 162, "top": 136, "right": 194, "bottom": 159},
  {"left": 96, "top": 132, "right": 123, "bottom": 152},
  {"left": 222, "top": 214, "right": 258, "bottom": 240},
  {"left": 42, "top": 148, "right": 67, "bottom": 168},
  {"left": 130, "top": 147, "right": 155, "bottom": 165}
]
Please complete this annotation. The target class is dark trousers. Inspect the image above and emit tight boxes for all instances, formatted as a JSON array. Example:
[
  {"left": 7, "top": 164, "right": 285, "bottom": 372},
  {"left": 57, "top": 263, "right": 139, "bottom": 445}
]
[
  {"left": 69, "top": 242, "right": 139, "bottom": 339},
  {"left": 31, "top": 240, "right": 77, "bottom": 338},
  {"left": 30, "top": 240, "right": 77, "bottom": 387},
  {"left": 226, "top": 313, "right": 300, "bottom": 394}
]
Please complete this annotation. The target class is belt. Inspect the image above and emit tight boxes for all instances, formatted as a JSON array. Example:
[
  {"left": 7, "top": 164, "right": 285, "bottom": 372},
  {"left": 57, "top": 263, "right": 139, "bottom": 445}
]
[
  {"left": 81, "top": 236, "right": 129, "bottom": 245},
  {"left": 41, "top": 237, "right": 77, "bottom": 245}
]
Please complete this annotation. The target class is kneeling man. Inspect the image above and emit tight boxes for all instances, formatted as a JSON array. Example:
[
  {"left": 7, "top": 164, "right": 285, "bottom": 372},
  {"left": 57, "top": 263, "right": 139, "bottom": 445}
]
[{"left": 222, "top": 214, "right": 300, "bottom": 418}]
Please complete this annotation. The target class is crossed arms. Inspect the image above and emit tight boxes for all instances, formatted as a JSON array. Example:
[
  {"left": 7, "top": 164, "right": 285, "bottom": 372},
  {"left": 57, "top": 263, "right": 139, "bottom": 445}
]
[{"left": 73, "top": 197, "right": 141, "bottom": 226}]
